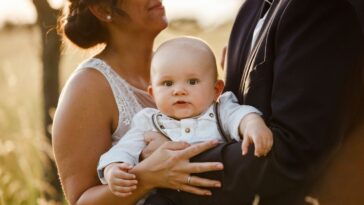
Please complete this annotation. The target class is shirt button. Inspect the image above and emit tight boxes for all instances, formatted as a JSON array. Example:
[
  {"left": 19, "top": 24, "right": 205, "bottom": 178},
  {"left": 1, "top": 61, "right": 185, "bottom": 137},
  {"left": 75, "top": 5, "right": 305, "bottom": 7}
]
[
  {"left": 209, "top": 113, "right": 214, "bottom": 118},
  {"left": 185, "top": 128, "right": 190, "bottom": 133}
]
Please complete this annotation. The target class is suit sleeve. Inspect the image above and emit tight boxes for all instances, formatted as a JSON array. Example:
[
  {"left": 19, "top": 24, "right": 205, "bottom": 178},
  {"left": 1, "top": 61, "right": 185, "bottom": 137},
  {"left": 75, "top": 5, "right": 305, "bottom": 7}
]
[{"left": 267, "top": 0, "right": 364, "bottom": 174}]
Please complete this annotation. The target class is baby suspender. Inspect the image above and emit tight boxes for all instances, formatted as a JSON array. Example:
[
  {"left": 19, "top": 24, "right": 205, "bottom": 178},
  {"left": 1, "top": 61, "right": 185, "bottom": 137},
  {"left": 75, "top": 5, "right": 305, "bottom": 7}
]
[
  {"left": 213, "top": 102, "right": 233, "bottom": 143},
  {"left": 151, "top": 102, "right": 233, "bottom": 143}
]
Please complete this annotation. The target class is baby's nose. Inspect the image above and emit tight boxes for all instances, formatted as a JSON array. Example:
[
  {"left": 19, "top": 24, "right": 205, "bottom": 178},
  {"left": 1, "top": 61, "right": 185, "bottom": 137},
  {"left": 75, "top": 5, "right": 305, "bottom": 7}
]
[{"left": 173, "top": 85, "right": 187, "bottom": 95}]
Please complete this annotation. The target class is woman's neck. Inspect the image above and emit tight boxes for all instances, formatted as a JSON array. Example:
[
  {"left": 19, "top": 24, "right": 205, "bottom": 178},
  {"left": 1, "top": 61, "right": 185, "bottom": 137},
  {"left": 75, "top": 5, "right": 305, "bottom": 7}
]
[{"left": 97, "top": 32, "right": 155, "bottom": 91}]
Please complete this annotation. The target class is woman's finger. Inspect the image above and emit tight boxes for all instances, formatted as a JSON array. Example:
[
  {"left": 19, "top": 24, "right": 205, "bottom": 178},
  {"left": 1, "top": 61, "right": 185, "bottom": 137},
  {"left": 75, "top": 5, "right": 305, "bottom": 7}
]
[
  {"left": 144, "top": 131, "right": 170, "bottom": 147},
  {"left": 144, "top": 131, "right": 162, "bottom": 143},
  {"left": 183, "top": 175, "right": 221, "bottom": 188},
  {"left": 180, "top": 140, "right": 219, "bottom": 159},
  {"left": 162, "top": 141, "right": 191, "bottom": 151},
  {"left": 183, "top": 162, "right": 223, "bottom": 174},
  {"left": 140, "top": 132, "right": 169, "bottom": 160},
  {"left": 179, "top": 184, "right": 212, "bottom": 196},
  {"left": 142, "top": 131, "right": 171, "bottom": 159}
]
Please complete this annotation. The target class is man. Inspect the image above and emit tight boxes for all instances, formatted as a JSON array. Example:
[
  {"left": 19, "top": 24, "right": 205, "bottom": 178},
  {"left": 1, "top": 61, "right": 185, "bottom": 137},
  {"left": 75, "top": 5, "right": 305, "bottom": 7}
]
[
  {"left": 144, "top": 0, "right": 364, "bottom": 204},
  {"left": 221, "top": 0, "right": 363, "bottom": 204},
  {"left": 221, "top": 0, "right": 364, "bottom": 204}
]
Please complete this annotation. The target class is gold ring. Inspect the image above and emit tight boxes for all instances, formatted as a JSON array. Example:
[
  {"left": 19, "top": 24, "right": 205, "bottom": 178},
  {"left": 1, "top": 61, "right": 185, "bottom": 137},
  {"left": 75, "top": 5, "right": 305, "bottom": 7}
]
[{"left": 187, "top": 176, "right": 192, "bottom": 185}]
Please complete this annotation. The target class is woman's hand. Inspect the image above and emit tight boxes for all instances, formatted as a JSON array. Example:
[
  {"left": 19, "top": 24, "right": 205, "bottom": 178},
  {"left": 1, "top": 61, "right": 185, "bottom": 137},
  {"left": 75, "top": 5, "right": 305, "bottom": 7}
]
[
  {"left": 131, "top": 140, "right": 223, "bottom": 196},
  {"left": 141, "top": 131, "right": 170, "bottom": 160}
]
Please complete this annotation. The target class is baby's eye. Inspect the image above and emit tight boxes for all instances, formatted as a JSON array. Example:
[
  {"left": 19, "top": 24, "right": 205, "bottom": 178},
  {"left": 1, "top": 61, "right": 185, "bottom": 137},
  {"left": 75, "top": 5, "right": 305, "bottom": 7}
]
[
  {"left": 162, "top": 81, "right": 173, "bottom": 86},
  {"left": 188, "top": 79, "right": 199, "bottom": 85}
]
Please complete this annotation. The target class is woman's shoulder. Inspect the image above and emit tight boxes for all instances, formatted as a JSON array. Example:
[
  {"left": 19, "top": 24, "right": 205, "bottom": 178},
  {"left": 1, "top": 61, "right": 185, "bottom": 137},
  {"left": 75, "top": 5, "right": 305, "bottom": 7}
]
[
  {"left": 58, "top": 62, "right": 117, "bottom": 120},
  {"left": 62, "top": 66, "right": 111, "bottom": 100}
]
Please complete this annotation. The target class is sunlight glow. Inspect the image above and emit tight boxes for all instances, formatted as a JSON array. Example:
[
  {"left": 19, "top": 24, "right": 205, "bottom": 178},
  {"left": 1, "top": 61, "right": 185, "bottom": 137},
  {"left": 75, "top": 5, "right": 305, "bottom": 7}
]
[
  {"left": 164, "top": 0, "right": 243, "bottom": 28},
  {"left": 0, "top": 0, "right": 243, "bottom": 28},
  {"left": 0, "top": 0, "right": 36, "bottom": 27},
  {"left": 0, "top": 0, "right": 65, "bottom": 27}
]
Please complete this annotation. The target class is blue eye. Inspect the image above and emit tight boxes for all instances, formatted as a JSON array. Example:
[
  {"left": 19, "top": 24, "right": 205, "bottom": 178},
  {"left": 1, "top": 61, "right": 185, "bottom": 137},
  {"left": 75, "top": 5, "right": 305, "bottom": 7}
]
[
  {"left": 188, "top": 79, "right": 199, "bottom": 85},
  {"left": 163, "top": 81, "right": 173, "bottom": 86}
]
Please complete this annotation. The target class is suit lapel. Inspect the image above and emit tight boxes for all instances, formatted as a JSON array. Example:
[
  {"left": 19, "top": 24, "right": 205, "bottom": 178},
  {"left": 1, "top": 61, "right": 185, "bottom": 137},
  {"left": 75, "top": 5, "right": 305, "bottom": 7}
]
[
  {"left": 225, "top": 0, "right": 266, "bottom": 96},
  {"left": 240, "top": 0, "right": 283, "bottom": 98}
]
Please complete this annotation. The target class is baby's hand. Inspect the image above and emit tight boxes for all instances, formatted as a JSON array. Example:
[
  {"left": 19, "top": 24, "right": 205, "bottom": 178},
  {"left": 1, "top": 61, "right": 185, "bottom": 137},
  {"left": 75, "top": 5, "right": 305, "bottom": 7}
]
[
  {"left": 104, "top": 162, "right": 138, "bottom": 197},
  {"left": 239, "top": 113, "right": 273, "bottom": 157}
]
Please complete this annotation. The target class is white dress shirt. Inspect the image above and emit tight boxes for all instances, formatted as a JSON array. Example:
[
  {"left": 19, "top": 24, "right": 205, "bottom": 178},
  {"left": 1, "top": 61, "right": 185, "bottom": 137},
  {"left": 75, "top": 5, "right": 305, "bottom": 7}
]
[
  {"left": 251, "top": 7, "right": 269, "bottom": 51},
  {"left": 97, "top": 91, "right": 261, "bottom": 184}
]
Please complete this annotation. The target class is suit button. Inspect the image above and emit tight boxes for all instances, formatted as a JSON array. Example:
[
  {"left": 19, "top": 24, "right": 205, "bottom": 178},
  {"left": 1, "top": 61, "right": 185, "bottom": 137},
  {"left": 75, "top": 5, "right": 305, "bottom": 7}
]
[{"left": 185, "top": 128, "right": 190, "bottom": 133}]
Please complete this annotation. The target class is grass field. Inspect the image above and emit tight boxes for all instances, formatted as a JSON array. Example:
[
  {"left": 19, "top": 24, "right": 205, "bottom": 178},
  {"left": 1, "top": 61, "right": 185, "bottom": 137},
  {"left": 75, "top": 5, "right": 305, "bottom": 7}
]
[{"left": 0, "top": 22, "right": 233, "bottom": 205}]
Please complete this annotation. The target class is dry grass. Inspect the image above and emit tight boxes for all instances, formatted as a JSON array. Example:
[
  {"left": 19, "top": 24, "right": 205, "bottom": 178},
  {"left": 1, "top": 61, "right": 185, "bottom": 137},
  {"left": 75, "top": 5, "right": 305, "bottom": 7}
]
[{"left": 0, "top": 26, "right": 50, "bottom": 205}]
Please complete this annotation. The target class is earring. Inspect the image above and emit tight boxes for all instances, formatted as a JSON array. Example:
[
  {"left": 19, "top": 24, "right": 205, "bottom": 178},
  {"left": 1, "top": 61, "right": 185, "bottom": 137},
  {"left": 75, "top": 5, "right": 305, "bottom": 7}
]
[{"left": 106, "top": 15, "right": 112, "bottom": 21}]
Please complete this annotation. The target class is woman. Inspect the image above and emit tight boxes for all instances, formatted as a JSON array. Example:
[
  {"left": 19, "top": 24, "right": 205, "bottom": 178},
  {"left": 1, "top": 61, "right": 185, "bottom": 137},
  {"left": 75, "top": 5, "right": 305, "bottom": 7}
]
[{"left": 52, "top": 0, "right": 223, "bottom": 204}]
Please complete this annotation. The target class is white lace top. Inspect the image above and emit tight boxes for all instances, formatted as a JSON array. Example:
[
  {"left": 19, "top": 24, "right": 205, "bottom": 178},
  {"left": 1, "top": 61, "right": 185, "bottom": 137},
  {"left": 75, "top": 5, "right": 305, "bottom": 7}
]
[{"left": 76, "top": 58, "right": 155, "bottom": 145}]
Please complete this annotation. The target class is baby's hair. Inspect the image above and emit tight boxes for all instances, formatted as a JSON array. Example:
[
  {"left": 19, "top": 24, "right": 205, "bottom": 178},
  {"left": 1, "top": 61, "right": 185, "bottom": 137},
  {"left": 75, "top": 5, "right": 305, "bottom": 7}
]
[{"left": 152, "top": 36, "right": 218, "bottom": 81}]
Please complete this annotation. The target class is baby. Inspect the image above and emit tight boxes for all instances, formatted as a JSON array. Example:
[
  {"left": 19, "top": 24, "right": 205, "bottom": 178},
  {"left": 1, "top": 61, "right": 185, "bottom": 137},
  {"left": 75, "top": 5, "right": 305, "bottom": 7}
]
[{"left": 97, "top": 37, "right": 273, "bottom": 197}]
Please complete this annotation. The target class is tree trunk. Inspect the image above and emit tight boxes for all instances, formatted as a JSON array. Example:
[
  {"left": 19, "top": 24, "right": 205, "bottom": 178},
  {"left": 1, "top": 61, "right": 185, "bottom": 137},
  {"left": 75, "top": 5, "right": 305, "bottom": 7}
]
[{"left": 32, "top": 0, "right": 62, "bottom": 201}]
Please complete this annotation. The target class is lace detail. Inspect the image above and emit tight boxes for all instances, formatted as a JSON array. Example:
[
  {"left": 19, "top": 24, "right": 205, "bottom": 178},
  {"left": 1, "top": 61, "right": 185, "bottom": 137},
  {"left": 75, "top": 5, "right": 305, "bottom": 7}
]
[{"left": 77, "top": 58, "right": 143, "bottom": 144}]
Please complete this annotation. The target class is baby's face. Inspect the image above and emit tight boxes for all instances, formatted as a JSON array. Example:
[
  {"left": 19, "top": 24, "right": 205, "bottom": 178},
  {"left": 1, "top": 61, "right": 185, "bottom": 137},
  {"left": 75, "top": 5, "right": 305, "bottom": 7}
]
[{"left": 150, "top": 49, "right": 221, "bottom": 119}]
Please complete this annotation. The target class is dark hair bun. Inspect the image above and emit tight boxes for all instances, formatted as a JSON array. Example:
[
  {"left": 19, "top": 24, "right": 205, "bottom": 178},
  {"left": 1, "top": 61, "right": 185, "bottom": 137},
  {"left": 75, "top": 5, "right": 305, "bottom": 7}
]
[{"left": 60, "top": 1, "right": 108, "bottom": 49}]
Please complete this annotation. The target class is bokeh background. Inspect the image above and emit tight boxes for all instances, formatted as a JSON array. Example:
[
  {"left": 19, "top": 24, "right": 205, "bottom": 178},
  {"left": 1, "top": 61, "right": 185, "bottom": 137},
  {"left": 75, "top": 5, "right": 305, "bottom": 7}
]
[{"left": 1, "top": 0, "right": 363, "bottom": 205}]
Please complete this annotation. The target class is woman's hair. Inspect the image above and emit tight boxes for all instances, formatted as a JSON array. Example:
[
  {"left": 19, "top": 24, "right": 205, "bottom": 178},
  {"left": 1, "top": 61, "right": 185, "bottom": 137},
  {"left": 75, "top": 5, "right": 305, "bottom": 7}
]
[{"left": 58, "top": 0, "right": 113, "bottom": 49}]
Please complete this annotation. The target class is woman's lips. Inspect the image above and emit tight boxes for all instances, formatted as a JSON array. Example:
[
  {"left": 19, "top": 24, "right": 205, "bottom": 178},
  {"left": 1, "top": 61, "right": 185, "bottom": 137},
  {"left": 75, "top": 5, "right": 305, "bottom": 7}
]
[{"left": 149, "top": 2, "right": 165, "bottom": 11}]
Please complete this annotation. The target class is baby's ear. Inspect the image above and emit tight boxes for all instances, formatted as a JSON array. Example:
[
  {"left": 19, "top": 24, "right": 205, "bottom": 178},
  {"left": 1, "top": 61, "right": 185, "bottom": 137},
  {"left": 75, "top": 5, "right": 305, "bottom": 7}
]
[
  {"left": 214, "top": 80, "right": 225, "bottom": 100},
  {"left": 147, "top": 85, "right": 154, "bottom": 97}
]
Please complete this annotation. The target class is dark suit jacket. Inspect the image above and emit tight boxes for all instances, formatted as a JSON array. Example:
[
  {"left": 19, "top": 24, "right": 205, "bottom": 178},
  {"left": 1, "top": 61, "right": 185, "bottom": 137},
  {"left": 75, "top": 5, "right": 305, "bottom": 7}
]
[{"left": 222, "top": 0, "right": 364, "bottom": 204}]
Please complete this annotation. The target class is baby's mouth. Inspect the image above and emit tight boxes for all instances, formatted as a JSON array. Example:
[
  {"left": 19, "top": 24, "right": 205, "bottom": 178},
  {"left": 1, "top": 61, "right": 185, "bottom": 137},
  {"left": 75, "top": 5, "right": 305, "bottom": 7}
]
[{"left": 174, "top": 101, "right": 188, "bottom": 105}]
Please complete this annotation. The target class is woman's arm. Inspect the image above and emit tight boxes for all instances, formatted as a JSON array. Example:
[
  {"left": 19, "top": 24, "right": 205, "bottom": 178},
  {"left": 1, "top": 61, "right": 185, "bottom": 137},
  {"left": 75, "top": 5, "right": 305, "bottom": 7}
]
[{"left": 53, "top": 69, "right": 150, "bottom": 205}]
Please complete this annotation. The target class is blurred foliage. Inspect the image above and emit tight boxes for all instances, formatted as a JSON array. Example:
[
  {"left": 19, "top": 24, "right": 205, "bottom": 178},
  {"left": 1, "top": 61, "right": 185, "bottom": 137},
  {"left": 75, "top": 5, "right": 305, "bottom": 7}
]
[{"left": 0, "top": 26, "right": 58, "bottom": 205}]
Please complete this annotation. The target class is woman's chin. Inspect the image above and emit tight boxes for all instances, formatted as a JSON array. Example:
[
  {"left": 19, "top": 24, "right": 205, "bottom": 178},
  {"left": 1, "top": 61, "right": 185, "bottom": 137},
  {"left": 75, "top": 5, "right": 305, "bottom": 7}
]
[
  {"left": 158, "top": 17, "right": 169, "bottom": 31},
  {"left": 150, "top": 18, "right": 168, "bottom": 36}
]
